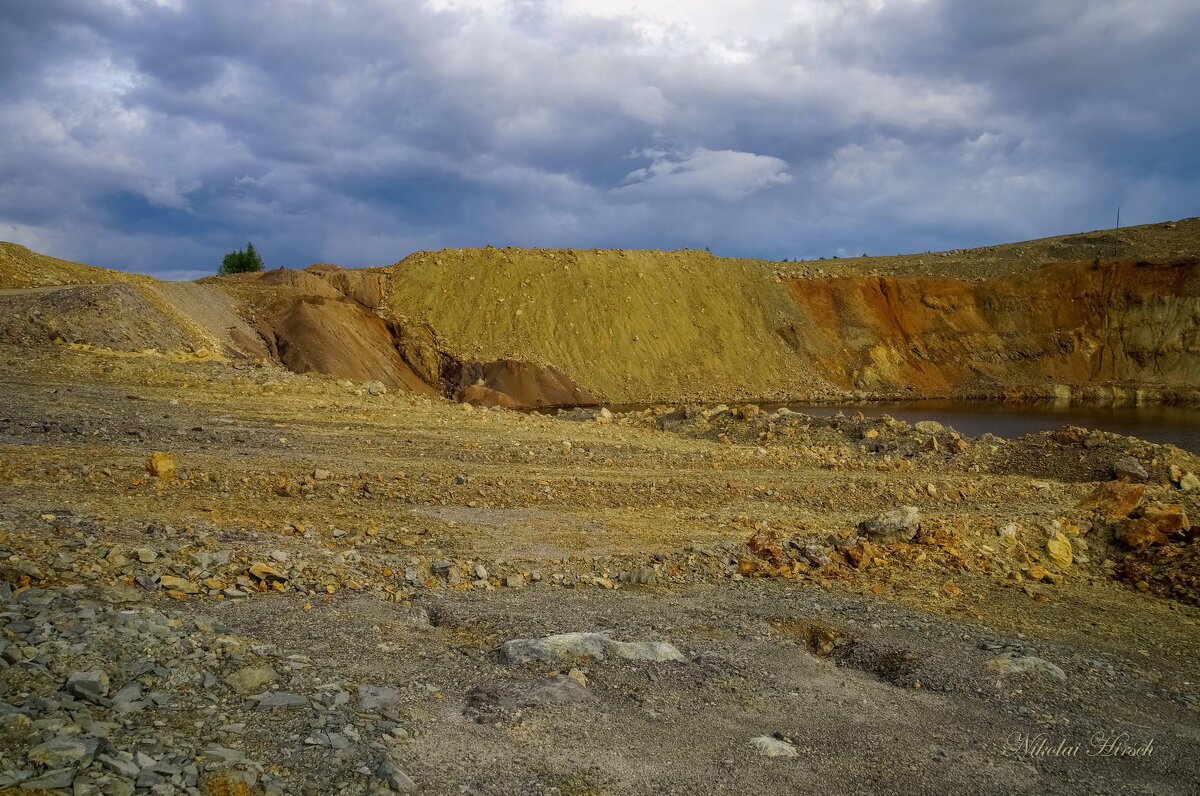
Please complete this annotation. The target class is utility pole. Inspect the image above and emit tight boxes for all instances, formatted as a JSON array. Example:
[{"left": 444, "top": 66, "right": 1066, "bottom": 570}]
[{"left": 1116, "top": 206, "right": 1120, "bottom": 230}]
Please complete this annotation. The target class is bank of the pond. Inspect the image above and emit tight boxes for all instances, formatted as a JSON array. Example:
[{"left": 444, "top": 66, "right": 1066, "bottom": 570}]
[{"left": 545, "top": 399, "right": 1200, "bottom": 454}]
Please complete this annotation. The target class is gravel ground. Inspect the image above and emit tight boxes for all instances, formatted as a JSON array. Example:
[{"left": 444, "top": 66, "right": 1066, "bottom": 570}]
[{"left": 1, "top": 347, "right": 1198, "bottom": 795}]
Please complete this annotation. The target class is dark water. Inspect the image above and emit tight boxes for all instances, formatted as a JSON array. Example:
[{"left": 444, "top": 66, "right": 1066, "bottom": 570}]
[
  {"left": 561, "top": 400, "right": 1200, "bottom": 454},
  {"left": 775, "top": 401, "right": 1200, "bottom": 453}
]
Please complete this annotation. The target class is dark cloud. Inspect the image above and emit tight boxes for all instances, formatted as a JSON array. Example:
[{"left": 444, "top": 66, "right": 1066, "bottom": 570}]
[{"left": 0, "top": 0, "right": 1196, "bottom": 279}]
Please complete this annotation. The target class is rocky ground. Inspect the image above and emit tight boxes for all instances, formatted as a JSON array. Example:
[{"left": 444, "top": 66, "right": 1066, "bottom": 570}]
[{"left": 1, "top": 346, "right": 1199, "bottom": 795}]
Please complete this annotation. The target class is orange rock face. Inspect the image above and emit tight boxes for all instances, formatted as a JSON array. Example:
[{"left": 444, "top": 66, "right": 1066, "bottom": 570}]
[
  {"left": 1118, "top": 505, "right": 1191, "bottom": 548},
  {"left": 747, "top": 528, "right": 785, "bottom": 563},
  {"left": 781, "top": 260, "right": 1200, "bottom": 398},
  {"left": 1119, "top": 519, "right": 1170, "bottom": 549},
  {"left": 1140, "top": 504, "right": 1191, "bottom": 539},
  {"left": 1077, "top": 481, "right": 1147, "bottom": 519}
]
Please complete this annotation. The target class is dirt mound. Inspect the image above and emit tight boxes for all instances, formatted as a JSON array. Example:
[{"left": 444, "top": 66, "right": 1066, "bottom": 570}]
[
  {"left": 776, "top": 215, "right": 1200, "bottom": 280},
  {"left": 304, "top": 264, "right": 389, "bottom": 308},
  {"left": 376, "top": 237, "right": 1200, "bottom": 405},
  {"left": 448, "top": 359, "right": 599, "bottom": 408},
  {"left": 0, "top": 241, "right": 148, "bottom": 290},
  {"left": 234, "top": 267, "right": 344, "bottom": 298},
  {"left": 0, "top": 283, "right": 197, "bottom": 351},
  {"left": 256, "top": 294, "right": 436, "bottom": 394},
  {"left": 5, "top": 215, "right": 1199, "bottom": 407},
  {"left": 143, "top": 281, "right": 270, "bottom": 360},
  {"left": 380, "top": 247, "right": 821, "bottom": 404}
]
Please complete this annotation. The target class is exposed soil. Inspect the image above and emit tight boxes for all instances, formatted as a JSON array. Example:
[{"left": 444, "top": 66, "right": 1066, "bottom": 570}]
[
  {"left": 4, "top": 217, "right": 1199, "bottom": 408},
  {"left": 0, "top": 347, "right": 1198, "bottom": 794}
]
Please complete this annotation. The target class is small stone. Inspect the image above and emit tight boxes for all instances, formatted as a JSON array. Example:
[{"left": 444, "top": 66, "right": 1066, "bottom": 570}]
[
  {"left": 19, "top": 768, "right": 75, "bottom": 790},
  {"left": 255, "top": 691, "right": 308, "bottom": 709},
  {"left": 504, "top": 574, "right": 524, "bottom": 589},
  {"left": 472, "top": 564, "right": 488, "bottom": 581},
  {"left": 628, "top": 565, "right": 657, "bottom": 585},
  {"left": 500, "top": 632, "right": 685, "bottom": 665},
  {"left": 313, "top": 469, "right": 331, "bottom": 481},
  {"left": 145, "top": 452, "right": 175, "bottom": 478},
  {"left": 1118, "top": 504, "right": 1190, "bottom": 548},
  {"left": 224, "top": 665, "right": 277, "bottom": 695},
  {"left": 135, "top": 548, "right": 158, "bottom": 563},
  {"left": 367, "top": 380, "right": 387, "bottom": 396},
  {"left": 1143, "top": 504, "right": 1190, "bottom": 537},
  {"left": 1076, "top": 481, "right": 1145, "bottom": 518},
  {"left": 201, "top": 745, "right": 246, "bottom": 764},
  {"left": 158, "top": 575, "right": 199, "bottom": 594},
  {"left": 28, "top": 737, "right": 97, "bottom": 767},
  {"left": 914, "top": 420, "right": 945, "bottom": 435},
  {"left": 1046, "top": 533, "right": 1073, "bottom": 568},
  {"left": 66, "top": 670, "right": 110, "bottom": 701},
  {"left": 1180, "top": 471, "right": 1200, "bottom": 492},
  {"left": 97, "top": 753, "right": 140, "bottom": 779},
  {"left": 357, "top": 684, "right": 399, "bottom": 712},
  {"left": 248, "top": 563, "right": 286, "bottom": 583},
  {"left": 377, "top": 757, "right": 417, "bottom": 793},
  {"left": 749, "top": 735, "right": 799, "bottom": 757}
]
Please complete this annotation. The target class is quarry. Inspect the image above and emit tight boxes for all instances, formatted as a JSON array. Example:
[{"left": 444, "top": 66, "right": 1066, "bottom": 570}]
[{"left": 1, "top": 219, "right": 1199, "bottom": 795}]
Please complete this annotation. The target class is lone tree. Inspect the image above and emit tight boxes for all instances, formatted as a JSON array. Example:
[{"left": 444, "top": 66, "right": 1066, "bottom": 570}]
[{"left": 219, "top": 242, "right": 264, "bottom": 275}]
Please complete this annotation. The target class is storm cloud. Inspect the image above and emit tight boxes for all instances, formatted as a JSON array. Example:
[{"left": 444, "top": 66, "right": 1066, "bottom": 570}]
[{"left": 1, "top": 0, "right": 1197, "bottom": 278}]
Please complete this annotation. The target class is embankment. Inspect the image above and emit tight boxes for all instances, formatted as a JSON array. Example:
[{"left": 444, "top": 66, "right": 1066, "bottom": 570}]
[
  {"left": 781, "top": 259, "right": 1200, "bottom": 404},
  {"left": 2, "top": 218, "right": 1199, "bottom": 407}
]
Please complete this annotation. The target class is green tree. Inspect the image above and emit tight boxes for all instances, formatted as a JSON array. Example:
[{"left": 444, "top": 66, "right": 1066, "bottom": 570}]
[{"left": 218, "top": 242, "right": 264, "bottom": 275}]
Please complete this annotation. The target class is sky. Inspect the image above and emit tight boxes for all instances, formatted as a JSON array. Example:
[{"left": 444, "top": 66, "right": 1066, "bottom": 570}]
[{"left": 1, "top": 0, "right": 1198, "bottom": 280}]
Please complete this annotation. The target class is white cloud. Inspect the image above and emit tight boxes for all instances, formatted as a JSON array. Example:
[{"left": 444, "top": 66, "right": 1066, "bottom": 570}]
[
  {"left": 618, "top": 85, "right": 672, "bottom": 125},
  {"left": 619, "top": 147, "right": 792, "bottom": 200}
]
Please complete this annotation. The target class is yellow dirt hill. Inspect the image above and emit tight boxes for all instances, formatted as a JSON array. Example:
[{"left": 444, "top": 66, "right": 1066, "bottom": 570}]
[{"left": 380, "top": 247, "right": 823, "bottom": 404}]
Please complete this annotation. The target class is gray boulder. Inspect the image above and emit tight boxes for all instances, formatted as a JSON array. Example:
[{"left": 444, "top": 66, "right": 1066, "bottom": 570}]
[
  {"left": 500, "top": 632, "right": 685, "bottom": 664},
  {"left": 1113, "top": 457, "right": 1149, "bottom": 482},
  {"left": 986, "top": 652, "right": 1066, "bottom": 682},
  {"left": 857, "top": 506, "right": 921, "bottom": 543}
]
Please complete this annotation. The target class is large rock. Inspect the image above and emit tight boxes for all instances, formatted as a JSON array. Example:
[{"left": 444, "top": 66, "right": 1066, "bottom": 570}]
[
  {"left": 986, "top": 652, "right": 1066, "bottom": 681},
  {"left": 500, "top": 632, "right": 685, "bottom": 665},
  {"left": 749, "top": 736, "right": 799, "bottom": 757},
  {"left": 1112, "top": 457, "right": 1149, "bottom": 482},
  {"left": 1118, "top": 504, "right": 1191, "bottom": 548},
  {"left": 1076, "top": 481, "right": 1145, "bottom": 518},
  {"left": 857, "top": 506, "right": 920, "bottom": 544}
]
